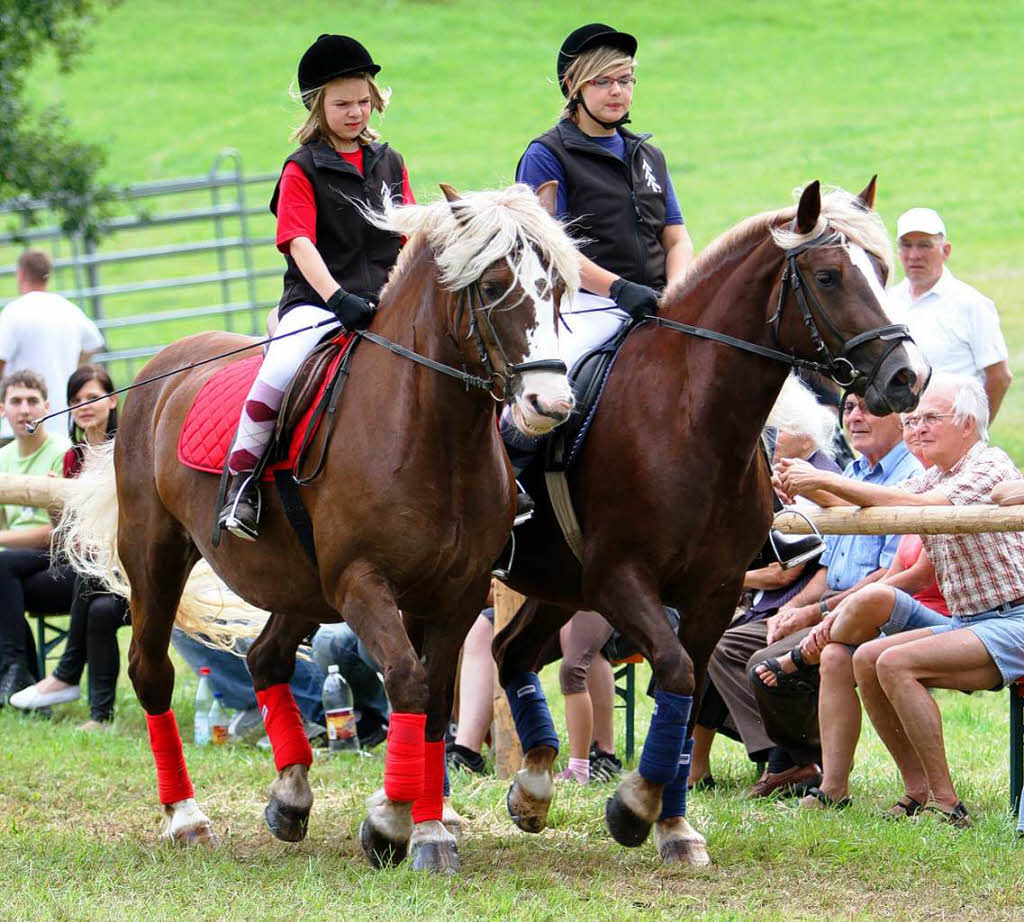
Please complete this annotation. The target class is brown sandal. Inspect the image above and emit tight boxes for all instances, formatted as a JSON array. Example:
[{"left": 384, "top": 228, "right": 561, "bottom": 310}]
[{"left": 884, "top": 795, "right": 925, "bottom": 819}]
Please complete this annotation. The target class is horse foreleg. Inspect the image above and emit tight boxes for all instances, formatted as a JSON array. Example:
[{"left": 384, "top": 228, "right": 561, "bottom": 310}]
[
  {"left": 406, "top": 609, "right": 479, "bottom": 874},
  {"left": 333, "top": 567, "right": 429, "bottom": 869},
  {"left": 246, "top": 611, "right": 319, "bottom": 843},
  {"left": 589, "top": 570, "right": 695, "bottom": 850},
  {"left": 123, "top": 523, "right": 211, "bottom": 845},
  {"left": 653, "top": 586, "right": 739, "bottom": 867},
  {"left": 493, "top": 599, "right": 574, "bottom": 834}
]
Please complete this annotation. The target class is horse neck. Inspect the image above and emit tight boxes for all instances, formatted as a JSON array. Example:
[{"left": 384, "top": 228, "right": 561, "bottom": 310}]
[
  {"left": 660, "top": 234, "right": 793, "bottom": 450},
  {"left": 372, "top": 247, "right": 495, "bottom": 441}
]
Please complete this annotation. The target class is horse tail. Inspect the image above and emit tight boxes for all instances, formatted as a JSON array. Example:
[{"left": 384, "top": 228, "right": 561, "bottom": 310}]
[
  {"left": 55, "top": 440, "right": 130, "bottom": 598},
  {"left": 57, "top": 440, "right": 269, "bottom": 653}
]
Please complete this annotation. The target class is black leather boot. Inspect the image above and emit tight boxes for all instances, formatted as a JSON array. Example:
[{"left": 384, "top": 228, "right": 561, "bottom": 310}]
[
  {"left": 218, "top": 473, "right": 262, "bottom": 541},
  {"left": 767, "top": 527, "right": 826, "bottom": 570}
]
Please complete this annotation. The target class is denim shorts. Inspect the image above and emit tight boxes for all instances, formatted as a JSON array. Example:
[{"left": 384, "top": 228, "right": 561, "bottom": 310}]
[
  {"left": 926, "top": 601, "right": 1024, "bottom": 688},
  {"left": 882, "top": 588, "right": 950, "bottom": 636}
]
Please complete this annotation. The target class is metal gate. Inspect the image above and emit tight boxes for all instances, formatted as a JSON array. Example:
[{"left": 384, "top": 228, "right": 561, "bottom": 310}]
[{"left": 0, "top": 150, "right": 282, "bottom": 388}]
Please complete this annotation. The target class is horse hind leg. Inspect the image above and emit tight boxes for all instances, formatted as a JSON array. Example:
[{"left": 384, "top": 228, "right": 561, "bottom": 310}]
[
  {"left": 122, "top": 514, "right": 212, "bottom": 845},
  {"left": 245, "top": 612, "right": 318, "bottom": 843},
  {"left": 493, "top": 599, "right": 574, "bottom": 834}
]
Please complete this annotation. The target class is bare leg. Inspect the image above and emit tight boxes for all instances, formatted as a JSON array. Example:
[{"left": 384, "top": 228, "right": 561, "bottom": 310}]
[
  {"left": 453, "top": 614, "right": 494, "bottom": 753},
  {"left": 852, "top": 629, "right": 941, "bottom": 805},
  {"left": 588, "top": 655, "right": 615, "bottom": 754},
  {"left": 690, "top": 724, "right": 716, "bottom": 784},
  {"left": 875, "top": 628, "right": 1002, "bottom": 810},
  {"left": 807, "top": 644, "right": 858, "bottom": 802}
]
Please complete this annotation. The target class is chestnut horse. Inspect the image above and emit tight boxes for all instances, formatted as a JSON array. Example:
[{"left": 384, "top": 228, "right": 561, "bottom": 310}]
[
  {"left": 493, "top": 179, "right": 929, "bottom": 865},
  {"left": 61, "top": 183, "right": 579, "bottom": 872}
]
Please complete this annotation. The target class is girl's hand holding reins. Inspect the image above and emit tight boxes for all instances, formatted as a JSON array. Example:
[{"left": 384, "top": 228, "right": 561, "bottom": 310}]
[
  {"left": 610, "top": 278, "right": 659, "bottom": 320},
  {"left": 327, "top": 287, "right": 376, "bottom": 331}
]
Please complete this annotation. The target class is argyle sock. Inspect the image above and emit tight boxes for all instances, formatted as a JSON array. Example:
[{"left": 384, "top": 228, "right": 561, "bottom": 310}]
[{"left": 228, "top": 379, "right": 285, "bottom": 473}]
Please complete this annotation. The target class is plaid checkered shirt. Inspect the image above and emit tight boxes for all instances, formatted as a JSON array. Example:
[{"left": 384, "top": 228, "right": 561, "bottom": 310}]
[{"left": 903, "top": 441, "right": 1024, "bottom": 616}]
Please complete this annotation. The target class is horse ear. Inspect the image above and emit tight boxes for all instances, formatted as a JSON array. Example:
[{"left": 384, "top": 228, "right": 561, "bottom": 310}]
[
  {"left": 795, "top": 180, "right": 821, "bottom": 234},
  {"left": 439, "top": 183, "right": 461, "bottom": 203},
  {"left": 535, "top": 180, "right": 558, "bottom": 217},
  {"left": 856, "top": 175, "right": 878, "bottom": 210}
]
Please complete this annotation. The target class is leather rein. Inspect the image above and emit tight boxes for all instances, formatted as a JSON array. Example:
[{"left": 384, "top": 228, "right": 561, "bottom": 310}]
[{"left": 644, "top": 231, "right": 911, "bottom": 388}]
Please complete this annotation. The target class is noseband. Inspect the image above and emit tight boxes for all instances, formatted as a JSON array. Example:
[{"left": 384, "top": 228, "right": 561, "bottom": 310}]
[{"left": 646, "top": 230, "right": 912, "bottom": 390}]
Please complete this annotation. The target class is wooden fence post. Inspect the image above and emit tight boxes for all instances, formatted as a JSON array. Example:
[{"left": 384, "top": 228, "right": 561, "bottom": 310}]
[{"left": 492, "top": 580, "right": 525, "bottom": 779}]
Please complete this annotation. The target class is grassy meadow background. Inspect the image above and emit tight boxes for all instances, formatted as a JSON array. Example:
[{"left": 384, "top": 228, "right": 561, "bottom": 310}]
[{"left": 2, "top": 1, "right": 1024, "bottom": 919}]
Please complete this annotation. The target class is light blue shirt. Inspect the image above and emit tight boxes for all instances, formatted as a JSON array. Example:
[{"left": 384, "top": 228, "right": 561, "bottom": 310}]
[{"left": 819, "top": 441, "right": 923, "bottom": 592}]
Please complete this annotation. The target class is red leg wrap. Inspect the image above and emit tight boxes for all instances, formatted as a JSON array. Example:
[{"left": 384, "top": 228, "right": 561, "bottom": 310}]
[
  {"left": 257, "top": 683, "right": 313, "bottom": 772},
  {"left": 146, "top": 710, "right": 195, "bottom": 805},
  {"left": 383, "top": 712, "right": 426, "bottom": 803},
  {"left": 411, "top": 740, "right": 446, "bottom": 824}
]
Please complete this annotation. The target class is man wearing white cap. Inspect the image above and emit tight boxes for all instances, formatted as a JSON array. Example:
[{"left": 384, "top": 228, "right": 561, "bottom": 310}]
[{"left": 887, "top": 207, "right": 1012, "bottom": 420}]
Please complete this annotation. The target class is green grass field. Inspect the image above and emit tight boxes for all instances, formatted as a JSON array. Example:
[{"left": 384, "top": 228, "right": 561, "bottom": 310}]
[{"left": 2, "top": 1, "right": 1024, "bottom": 918}]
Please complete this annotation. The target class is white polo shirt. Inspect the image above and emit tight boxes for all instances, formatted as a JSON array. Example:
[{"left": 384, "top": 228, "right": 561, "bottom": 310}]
[{"left": 887, "top": 268, "right": 1007, "bottom": 381}]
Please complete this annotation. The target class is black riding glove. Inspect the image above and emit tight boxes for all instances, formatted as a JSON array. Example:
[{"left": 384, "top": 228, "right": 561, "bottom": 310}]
[
  {"left": 609, "top": 278, "right": 659, "bottom": 320},
  {"left": 326, "top": 288, "right": 376, "bottom": 331}
]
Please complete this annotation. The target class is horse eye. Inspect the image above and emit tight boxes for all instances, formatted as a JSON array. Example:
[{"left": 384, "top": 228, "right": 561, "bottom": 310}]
[
  {"left": 815, "top": 270, "right": 837, "bottom": 287},
  {"left": 481, "top": 281, "right": 505, "bottom": 301}
]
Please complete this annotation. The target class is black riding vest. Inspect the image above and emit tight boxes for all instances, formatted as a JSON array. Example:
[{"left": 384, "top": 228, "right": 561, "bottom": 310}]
[
  {"left": 522, "top": 120, "right": 672, "bottom": 290},
  {"left": 270, "top": 140, "right": 405, "bottom": 315}
]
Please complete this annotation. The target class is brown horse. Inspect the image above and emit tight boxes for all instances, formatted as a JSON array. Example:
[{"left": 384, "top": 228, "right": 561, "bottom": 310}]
[
  {"left": 60, "top": 183, "right": 580, "bottom": 872},
  {"left": 493, "top": 179, "right": 928, "bottom": 865}
]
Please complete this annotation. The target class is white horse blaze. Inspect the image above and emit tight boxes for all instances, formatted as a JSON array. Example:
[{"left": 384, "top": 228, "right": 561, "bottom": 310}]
[
  {"left": 510, "top": 247, "right": 574, "bottom": 436},
  {"left": 846, "top": 242, "right": 929, "bottom": 396}
]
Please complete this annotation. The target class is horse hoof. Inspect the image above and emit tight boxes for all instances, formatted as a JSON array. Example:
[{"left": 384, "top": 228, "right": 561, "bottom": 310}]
[
  {"left": 359, "top": 818, "right": 408, "bottom": 869},
  {"left": 659, "top": 835, "right": 711, "bottom": 866},
  {"left": 170, "top": 821, "right": 216, "bottom": 846},
  {"left": 411, "top": 840, "right": 461, "bottom": 874},
  {"left": 605, "top": 791, "right": 652, "bottom": 847},
  {"left": 264, "top": 796, "right": 310, "bottom": 843},
  {"left": 506, "top": 780, "right": 549, "bottom": 834}
]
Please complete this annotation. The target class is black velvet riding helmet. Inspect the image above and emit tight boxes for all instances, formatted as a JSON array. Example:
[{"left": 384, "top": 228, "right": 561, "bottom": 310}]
[
  {"left": 556, "top": 23, "right": 637, "bottom": 96},
  {"left": 298, "top": 34, "right": 381, "bottom": 108}
]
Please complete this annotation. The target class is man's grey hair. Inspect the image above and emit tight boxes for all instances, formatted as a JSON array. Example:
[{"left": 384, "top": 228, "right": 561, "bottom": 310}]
[{"left": 930, "top": 372, "right": 990, "bottom": 442}]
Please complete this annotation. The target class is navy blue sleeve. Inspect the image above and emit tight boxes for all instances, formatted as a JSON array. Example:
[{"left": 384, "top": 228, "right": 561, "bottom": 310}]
[
  {"left": 516, "top": 142, "right": 569, "bottom": 220},
  {"left": 663, "top": 169, "right": 684, "bottom": 226}
]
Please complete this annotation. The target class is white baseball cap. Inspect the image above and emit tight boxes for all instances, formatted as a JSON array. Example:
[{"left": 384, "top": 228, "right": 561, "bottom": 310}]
[{"left": 897, "top": 207, "right": 946, "bottom": 240}]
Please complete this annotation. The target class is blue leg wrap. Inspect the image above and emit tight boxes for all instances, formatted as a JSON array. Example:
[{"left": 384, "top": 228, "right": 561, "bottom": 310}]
[
  {"left": 506, "top": 671, "right": 560, "bottom": 754},
  {"left": 659, "top": 735, "right": 695, "bottom": 820},
  {"left": 638, "top": 691, "right": 693, "bottom": 785}
]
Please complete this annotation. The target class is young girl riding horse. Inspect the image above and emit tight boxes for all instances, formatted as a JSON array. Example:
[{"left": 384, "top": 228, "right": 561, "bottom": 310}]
[{"left": 220, "top": 34, "right": 414, "bottom": 539}]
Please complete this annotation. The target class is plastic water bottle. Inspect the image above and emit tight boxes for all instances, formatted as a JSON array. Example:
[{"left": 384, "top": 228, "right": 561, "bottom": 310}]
[
  {"left": 209, "top": 691, "right": 230, "bottom": 746},
  {"left": 193, "top": 666, "right": 213, "bottom": 745},
  {"left": 322, "top": 665, "right": 359, "bottom": 752}
]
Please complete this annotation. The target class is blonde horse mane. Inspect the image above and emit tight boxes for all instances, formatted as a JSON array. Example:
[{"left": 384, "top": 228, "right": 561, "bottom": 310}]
[{"left": 371, "top": 183, "right": 581, "bottom": 300}]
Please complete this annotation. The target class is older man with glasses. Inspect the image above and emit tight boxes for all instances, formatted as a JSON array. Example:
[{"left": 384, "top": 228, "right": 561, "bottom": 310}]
[{"left": 776, "top": 373, "right": 1024, "bottom": 828}]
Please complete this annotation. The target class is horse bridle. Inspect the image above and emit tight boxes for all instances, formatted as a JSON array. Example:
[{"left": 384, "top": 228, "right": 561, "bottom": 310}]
[
  {"left": 356, "top": 269, "right": 567, "bottom": 401},
  {"left": 455, "top": 279, "right": 567, "bottom": 401},
  {"left": 646, "top": 230, "right": 913, "bottom": 391}
]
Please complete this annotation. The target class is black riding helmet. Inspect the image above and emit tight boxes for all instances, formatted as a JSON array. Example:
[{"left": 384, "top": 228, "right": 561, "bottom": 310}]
[
  {"left": 556, "top": 23, "right": 637, "bottom": 97},
  {"left": 298, "top": 34, "right": 381, "bottom": 108}
]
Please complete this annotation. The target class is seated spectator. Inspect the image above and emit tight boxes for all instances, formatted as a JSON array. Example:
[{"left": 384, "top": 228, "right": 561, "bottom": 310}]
[
  {"left": 171, "top": 627, "right": 327, "bottom": 743},
  {"left": 708, "top": 392, "right": 920, "bottom": 798},
  {"left": 11, "top": 367, "right": 129, "bottom": 728},
  {"left": 754, "top": 415, "right": 949, "bottom": 809},
  {"left": 312, "top": 623, "right": 389, "bottom": 748},
  {"left": 691, "top": 419, "right": 841, "bottom": 788},
  {"left": 778, "top": 373, "right": 1024, "bottom": 827},
  {"left": 0, "top": 370, "right": 73, "bottom": 702}
]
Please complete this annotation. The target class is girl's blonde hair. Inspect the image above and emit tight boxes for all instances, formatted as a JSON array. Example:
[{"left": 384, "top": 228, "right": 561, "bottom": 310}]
[
  {"left": 560, "top": 47, "right": 635, "bottom": 121},
  {"left": 292, "top": 73, "right": 391, "bottom": 146}
]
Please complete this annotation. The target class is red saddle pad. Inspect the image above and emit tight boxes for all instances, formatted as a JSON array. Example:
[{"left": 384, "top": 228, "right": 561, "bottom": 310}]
[{"left": 177, "top": 334, "right": 354, "bottom": 480}]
